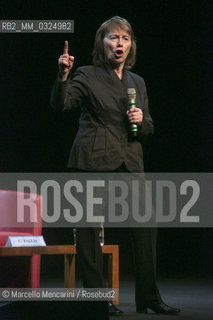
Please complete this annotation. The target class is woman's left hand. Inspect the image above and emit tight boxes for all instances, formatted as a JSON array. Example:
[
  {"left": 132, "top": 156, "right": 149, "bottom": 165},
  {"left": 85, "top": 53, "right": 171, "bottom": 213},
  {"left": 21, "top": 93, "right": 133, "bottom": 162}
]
[{"left": 126, "top": 107, "right": 143, "bottom": 125}]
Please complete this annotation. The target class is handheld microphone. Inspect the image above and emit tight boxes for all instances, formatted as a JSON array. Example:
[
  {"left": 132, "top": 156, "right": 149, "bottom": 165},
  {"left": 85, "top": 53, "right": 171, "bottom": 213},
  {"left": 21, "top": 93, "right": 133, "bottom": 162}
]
[{"left": 127, "top": 88, "right": 138, "bottom": 136}]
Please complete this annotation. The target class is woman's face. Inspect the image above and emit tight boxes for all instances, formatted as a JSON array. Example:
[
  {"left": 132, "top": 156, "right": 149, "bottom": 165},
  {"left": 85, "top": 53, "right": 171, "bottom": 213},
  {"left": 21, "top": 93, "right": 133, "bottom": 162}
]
[{"left": 103, "top": 27, "right": 131, "bottom": 67}]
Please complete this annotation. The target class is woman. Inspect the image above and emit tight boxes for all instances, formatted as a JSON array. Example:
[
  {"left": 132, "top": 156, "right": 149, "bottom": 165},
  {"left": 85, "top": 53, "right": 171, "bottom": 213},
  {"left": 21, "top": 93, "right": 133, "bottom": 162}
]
[{"left": 51, "top": 16, "right": 180, "bottom": 317}]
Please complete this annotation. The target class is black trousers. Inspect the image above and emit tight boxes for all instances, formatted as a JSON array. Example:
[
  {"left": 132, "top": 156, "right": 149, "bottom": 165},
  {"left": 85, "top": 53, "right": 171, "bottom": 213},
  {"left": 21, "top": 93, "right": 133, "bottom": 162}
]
[
  {"left": 75, "top": 163, "right": 162, "bottom": 312},
  {"left": 124, "top": 227, "right": 161, "bottom": 307},
  {"left": 76, "top": 228, "right": 162, "bottom": 308},
  {"left": 75, "top": 228, "right": 108, "bottom": 320},
  {"left": 76, "top": 228, "right": 104, "bottom": 287}
]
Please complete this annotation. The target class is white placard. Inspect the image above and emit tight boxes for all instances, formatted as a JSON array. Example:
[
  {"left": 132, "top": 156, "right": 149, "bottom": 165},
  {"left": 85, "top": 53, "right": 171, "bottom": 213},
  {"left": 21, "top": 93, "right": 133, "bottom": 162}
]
[{"left": 5, "top": 236, "right": 46, "bottom": 247}]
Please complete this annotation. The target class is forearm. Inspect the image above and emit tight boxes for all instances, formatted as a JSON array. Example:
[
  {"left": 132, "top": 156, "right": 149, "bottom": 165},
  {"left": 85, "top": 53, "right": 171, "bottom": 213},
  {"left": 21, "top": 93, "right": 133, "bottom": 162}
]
[
  {"left": 138, "top": 114, "right": 154, "bottom": 136},
  {"left": 137, "top": 85, "right": 154, "bottom": 138},
  {"left": 50, "top": 74, "right": 69, "bottom": 111}
]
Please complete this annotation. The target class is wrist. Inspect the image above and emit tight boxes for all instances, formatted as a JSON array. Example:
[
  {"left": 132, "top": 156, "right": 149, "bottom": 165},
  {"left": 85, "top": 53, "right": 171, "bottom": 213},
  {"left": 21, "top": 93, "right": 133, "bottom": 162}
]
[{"left": 58, "top": 71, "right": 70, "bottom": 82}]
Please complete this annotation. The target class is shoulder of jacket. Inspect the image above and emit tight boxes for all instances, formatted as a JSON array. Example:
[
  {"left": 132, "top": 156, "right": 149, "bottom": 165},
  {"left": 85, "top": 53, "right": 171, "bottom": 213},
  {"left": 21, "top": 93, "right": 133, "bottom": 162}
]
[
  {"left": 75, "top": 65, "right": 96, "bottom": 74},
  {"left": 126, "top": 70, "right": 145, "bottom": 85}
]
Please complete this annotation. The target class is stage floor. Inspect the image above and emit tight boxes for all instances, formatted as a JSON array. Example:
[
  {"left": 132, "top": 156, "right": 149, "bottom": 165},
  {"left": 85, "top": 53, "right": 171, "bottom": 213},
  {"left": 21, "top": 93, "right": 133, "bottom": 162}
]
[
  {"left": 111, "top": 277, "right": 213, "bottom": 320},
  {"left": 0, "top": 277, "right": 213, "bottom": 320}
]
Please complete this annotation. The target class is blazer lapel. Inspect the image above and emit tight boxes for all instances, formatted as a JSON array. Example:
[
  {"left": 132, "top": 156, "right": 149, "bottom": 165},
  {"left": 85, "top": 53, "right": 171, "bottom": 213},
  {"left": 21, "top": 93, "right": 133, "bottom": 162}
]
[{"left": 104, "top": 66, "right": 129, "bottom": 113}]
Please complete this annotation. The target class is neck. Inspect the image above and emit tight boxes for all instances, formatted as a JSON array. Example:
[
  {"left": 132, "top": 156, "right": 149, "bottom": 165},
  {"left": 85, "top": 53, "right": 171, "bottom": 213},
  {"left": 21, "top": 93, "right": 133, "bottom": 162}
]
[{"left": 114, "top": 63, "right": 124, "bottom": 80}]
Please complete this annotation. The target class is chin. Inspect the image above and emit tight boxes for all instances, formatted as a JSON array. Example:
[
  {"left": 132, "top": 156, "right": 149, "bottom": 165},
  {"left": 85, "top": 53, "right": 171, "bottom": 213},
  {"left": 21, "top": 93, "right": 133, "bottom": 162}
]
[{"left": 107, "top": 56, "right": 125, "bottom": 68}]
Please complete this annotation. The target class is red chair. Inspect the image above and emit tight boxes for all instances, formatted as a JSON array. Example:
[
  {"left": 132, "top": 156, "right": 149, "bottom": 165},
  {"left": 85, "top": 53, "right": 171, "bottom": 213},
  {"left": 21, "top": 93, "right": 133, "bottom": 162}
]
[{"left": 0, "top": 190, "right": 42, "bottom": 288}]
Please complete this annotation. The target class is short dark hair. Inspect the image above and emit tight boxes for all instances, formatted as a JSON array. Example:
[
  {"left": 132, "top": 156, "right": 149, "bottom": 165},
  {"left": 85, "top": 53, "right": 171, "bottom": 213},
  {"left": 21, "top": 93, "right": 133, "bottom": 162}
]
[{"left": 92, "top": 16, "right": 136, "bottom": 70}]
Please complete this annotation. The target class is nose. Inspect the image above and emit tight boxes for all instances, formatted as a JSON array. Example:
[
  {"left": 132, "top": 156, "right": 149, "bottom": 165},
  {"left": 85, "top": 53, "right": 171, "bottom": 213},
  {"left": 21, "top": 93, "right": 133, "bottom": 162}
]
[{"left": 117, "top": 37, "right": 123, "bottom": 47}]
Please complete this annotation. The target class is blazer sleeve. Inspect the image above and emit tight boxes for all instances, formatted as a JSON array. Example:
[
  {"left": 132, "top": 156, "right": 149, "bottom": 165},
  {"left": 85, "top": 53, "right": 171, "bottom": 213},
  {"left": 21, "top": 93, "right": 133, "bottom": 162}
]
[
  {"left": 50, "top": 67, "right": 89, "bottom": 111},
  {"left": 136, "top": 80, "right": 154, "bottom": 140}
]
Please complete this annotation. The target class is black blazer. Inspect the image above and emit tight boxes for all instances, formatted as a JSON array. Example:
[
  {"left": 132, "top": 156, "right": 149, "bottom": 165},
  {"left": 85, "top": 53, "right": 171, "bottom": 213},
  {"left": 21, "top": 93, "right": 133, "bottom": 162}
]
[{"left": 51, "top": 65, "right": 153, "bottom": 172}]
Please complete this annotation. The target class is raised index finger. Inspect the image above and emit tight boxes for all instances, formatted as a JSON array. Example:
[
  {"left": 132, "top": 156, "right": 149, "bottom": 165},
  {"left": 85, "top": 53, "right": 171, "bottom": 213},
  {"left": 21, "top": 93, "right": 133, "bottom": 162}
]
[{"left": 63, "top": 41, "right": 69, "bottom": 55}]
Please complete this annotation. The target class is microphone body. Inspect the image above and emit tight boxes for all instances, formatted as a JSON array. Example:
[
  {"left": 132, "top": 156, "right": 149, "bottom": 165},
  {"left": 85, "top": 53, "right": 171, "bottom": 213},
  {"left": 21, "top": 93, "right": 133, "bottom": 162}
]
[{"left": 127, "top": 88, "right": 138, "bottom": 136}]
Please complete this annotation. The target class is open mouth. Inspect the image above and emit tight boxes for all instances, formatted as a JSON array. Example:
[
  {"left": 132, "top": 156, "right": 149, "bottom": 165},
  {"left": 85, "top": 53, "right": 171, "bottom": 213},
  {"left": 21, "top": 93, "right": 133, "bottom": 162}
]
[{"left": 114, "top": 49, "right": 123, "bottom": 58}]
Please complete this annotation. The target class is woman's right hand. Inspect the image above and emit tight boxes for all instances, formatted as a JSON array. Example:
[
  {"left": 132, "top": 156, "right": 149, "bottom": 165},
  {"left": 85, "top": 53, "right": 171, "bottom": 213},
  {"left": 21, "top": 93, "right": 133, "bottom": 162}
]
[{"left": 58, "top": 41, "right": 74, "bottom": 80}]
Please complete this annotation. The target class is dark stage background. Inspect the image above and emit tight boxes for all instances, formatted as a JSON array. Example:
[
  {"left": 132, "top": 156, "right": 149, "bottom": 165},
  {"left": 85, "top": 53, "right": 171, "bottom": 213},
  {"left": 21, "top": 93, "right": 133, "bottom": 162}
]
[{"left": 0, "top": 0, "right": 213, "bottom": 281}]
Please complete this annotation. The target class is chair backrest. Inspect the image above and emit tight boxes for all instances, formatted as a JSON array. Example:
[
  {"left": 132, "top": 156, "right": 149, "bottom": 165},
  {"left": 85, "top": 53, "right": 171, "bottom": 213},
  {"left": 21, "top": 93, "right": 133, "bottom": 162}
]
[{"left": 0, "top": 190, "right": 42, "bottom": 235}]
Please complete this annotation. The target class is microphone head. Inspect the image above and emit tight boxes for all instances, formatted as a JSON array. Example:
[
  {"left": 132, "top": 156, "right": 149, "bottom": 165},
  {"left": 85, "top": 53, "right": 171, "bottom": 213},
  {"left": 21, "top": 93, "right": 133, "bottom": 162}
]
[
  {"left": 127, "top": 88, "right": 136, "bottom": 99},
  {"left": 127, "top": 88, "right": 136, "bottom": 105}
]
